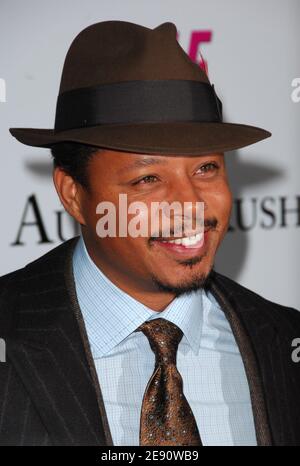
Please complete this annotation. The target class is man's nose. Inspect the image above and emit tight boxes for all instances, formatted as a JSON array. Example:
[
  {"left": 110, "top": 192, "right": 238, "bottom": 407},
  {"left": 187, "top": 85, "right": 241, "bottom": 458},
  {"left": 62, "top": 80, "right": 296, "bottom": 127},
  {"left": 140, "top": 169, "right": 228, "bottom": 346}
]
[
  {"left": 164, "top": 175, "right": 206, "bottom": 233},
  {"left": 166, "top": 174, "right": 206, "bottom": 209}
]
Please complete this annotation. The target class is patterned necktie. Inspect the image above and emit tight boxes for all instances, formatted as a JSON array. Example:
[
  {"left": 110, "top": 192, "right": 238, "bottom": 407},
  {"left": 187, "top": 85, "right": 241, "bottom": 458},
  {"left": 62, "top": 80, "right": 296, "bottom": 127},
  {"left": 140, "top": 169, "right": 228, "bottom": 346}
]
[{"left": 135, "top": 318, "right": 202, "bottom": 446}]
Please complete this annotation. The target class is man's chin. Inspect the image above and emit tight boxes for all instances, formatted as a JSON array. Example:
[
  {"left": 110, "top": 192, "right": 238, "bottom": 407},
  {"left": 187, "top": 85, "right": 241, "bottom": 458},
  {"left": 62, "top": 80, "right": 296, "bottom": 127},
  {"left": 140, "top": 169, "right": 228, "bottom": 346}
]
[{"left": 150, "top": 265, "right": 214, "bottom": 297}]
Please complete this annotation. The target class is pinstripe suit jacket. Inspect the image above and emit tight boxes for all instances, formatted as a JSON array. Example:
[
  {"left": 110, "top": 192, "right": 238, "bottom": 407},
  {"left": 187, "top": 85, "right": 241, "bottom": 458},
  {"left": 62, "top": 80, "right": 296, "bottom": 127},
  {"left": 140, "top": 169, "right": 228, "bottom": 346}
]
[{"left": 0, "top": 236, "right": 300, "bottom": 446}]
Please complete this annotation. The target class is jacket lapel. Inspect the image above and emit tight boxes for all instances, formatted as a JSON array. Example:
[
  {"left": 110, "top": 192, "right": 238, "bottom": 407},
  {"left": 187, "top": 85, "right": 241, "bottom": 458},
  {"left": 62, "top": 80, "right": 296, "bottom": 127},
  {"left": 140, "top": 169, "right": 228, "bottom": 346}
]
[
  {"left": 6, "top": 236, "right": 113, "bottom": 446},
  {"left": 208, "top": 270, "right": 279, "bottom": 446}
]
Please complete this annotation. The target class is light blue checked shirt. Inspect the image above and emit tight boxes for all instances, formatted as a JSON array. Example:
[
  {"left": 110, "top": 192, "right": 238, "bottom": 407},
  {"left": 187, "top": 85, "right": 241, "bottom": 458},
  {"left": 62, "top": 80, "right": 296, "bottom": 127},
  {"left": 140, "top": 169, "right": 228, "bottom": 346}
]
[{"left": 72, "top": 235, "right": 257, "bottom": 446}]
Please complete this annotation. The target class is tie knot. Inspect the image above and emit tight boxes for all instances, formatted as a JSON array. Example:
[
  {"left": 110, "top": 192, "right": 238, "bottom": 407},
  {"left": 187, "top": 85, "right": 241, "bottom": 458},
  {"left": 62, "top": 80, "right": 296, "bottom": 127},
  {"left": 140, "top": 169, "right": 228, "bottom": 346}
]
[{"left": 136, "top": 318, "right": 183, "bottom": 365}]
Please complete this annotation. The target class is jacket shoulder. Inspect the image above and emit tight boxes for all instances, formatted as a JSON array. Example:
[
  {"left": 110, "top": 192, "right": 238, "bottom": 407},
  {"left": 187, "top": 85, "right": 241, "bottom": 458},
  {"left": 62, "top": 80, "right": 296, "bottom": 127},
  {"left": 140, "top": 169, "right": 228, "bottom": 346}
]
[
  {"left": 0, "top": 237, "right": 79, "bottom": 336},
  {"left": 211, "top": 270, "right": 300, "bottom": 327},
  {"left": 0, "top": 268, "right": 23, "bottom": 295},
  {"left": 0, "top": 267, "right": 24, "bottom": 337}
]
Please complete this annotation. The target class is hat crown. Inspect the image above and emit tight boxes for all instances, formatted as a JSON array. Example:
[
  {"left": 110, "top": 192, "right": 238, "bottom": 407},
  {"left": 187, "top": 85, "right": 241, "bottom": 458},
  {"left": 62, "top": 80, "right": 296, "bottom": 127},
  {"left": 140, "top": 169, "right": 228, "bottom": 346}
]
[{"left": 58, "top": 20, "right": 210, "bottom": 94}]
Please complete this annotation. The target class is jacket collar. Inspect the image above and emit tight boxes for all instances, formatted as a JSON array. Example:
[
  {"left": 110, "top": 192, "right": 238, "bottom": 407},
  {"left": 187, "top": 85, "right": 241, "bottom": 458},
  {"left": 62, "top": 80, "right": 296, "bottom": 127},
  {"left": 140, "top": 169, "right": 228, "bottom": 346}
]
[{"left": 207, "top": 273, "right": 276, "bottom": 446}]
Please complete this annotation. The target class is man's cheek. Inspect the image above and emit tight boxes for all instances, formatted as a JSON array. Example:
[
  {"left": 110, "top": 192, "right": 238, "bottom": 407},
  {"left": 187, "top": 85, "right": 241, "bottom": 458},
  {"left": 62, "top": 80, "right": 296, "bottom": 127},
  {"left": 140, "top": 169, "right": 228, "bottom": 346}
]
[
  {"left": 127, "top": 203, "right": 150, "bottom": 239},
  {"left": 213, "top": 191, "right": 232, "bottom": 220}
]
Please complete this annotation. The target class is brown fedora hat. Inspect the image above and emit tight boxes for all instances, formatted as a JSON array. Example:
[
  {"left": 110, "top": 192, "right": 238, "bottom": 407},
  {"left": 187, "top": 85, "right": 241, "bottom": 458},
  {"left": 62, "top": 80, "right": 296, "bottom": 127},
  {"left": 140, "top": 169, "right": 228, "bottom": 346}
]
[{"left": 9, "top": 20, "right": 271, "bottom": 155}]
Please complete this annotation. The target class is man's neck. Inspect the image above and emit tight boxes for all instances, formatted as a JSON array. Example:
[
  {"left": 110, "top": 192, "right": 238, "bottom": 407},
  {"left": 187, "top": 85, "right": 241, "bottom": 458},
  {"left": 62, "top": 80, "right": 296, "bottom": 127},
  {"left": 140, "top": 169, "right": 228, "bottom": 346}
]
[{"left": 82, "top": 239, "right": 177, "bottom": 312}]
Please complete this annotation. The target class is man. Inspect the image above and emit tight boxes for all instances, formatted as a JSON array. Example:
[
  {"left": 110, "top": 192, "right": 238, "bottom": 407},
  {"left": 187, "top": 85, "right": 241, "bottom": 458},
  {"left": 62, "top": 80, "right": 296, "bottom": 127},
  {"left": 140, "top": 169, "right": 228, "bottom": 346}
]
[{"left": 2, "top": 20, "right": 300, "bottom": 446}]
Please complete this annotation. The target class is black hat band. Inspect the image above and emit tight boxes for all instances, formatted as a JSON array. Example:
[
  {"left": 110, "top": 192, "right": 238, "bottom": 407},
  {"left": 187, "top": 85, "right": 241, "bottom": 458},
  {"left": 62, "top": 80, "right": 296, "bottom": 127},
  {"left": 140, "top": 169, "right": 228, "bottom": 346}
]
[{"left": 54, "top": 80, "right": 223, "bottom": 131}]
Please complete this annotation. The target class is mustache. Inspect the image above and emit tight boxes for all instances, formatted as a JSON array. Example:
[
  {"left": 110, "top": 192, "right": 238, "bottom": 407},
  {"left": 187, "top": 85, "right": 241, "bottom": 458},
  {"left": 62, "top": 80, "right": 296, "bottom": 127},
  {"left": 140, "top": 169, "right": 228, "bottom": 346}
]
[{"left": 149, "top": 217, "right": 218, "bottom": 241}]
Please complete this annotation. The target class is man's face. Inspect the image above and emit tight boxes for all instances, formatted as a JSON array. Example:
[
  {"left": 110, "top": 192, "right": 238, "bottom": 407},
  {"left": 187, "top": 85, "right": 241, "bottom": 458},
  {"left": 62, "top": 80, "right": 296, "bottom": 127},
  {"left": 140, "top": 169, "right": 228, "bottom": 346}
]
[{"left": 74, "top": 149, "right": 232, "bottom": 298}]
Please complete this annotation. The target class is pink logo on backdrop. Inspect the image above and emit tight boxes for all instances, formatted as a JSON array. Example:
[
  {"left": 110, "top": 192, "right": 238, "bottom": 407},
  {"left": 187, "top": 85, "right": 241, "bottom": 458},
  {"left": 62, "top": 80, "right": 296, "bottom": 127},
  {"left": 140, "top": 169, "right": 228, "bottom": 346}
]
[{"left": 177, "top": 30, "right": 212, "bottom": 74}]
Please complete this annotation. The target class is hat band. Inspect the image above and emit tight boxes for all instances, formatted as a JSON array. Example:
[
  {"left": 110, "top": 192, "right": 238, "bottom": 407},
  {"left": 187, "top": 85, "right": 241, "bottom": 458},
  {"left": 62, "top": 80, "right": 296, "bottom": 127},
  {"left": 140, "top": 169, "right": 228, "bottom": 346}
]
[{"left": 54, "top": 80, "right": 223, "bottom": 131}]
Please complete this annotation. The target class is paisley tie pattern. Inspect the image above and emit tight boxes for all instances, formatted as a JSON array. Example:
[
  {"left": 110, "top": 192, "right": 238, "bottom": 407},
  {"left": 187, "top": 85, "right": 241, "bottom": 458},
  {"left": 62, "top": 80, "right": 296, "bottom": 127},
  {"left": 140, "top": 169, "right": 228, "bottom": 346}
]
[{"left": 135, "top": 318, "right": 202, "bottom": 446}]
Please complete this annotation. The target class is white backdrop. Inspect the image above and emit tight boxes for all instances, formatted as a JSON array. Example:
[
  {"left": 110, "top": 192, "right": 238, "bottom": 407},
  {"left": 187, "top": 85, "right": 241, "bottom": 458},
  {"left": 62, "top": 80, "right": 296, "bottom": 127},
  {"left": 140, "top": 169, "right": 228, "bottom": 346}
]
[{"left": 0, "top": 0, "right": 299, "bottom": 308}]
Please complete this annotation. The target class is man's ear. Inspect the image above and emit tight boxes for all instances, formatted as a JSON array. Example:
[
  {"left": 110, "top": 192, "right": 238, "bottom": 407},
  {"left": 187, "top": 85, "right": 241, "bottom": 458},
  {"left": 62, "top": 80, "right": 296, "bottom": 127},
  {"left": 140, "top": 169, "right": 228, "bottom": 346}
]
[{"left": 53, "top": 167, "right": 86, "bottom": 225}]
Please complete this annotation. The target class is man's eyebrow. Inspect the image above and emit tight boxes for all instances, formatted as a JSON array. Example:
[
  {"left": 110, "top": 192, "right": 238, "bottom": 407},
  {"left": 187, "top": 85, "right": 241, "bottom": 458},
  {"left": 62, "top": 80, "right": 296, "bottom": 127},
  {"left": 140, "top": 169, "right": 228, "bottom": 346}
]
[{"left": 118, "top": 157, "right": 168, "bottom": 173}]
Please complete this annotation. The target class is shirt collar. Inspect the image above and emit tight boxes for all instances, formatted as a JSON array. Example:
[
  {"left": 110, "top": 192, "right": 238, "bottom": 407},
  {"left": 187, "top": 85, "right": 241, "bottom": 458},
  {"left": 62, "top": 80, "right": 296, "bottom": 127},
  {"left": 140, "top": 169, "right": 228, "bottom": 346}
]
[{"left": 72, "top": 235, "right": 204, "bottom": 358}]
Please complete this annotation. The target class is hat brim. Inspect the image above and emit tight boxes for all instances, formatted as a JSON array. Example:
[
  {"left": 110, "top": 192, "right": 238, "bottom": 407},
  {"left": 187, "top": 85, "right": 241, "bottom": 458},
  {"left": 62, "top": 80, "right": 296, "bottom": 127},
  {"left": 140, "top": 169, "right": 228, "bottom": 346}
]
[{"left": 9, "top": 122, "right": 271, "bottom": 155}]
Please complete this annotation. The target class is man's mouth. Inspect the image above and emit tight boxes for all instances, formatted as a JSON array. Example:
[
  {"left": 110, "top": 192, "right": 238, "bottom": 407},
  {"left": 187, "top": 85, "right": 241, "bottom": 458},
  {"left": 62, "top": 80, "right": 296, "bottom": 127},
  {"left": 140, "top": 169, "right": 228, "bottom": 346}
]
[
  {"left": 150, "top": 228, "right": 212, "bottom": 255},
  {"left": 156, "top": 231, "right": 203, "bottom": 247}
]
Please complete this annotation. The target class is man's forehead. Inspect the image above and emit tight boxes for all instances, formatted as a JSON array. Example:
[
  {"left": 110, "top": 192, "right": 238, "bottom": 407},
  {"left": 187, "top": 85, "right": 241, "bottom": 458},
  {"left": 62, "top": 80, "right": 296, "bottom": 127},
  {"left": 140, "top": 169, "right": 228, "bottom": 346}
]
[
  {"left": 116, "top": 156, "right": 168, "bottom": 173},
  {"left": 96, "top": 150, "right": 224, "bottom": 174}
]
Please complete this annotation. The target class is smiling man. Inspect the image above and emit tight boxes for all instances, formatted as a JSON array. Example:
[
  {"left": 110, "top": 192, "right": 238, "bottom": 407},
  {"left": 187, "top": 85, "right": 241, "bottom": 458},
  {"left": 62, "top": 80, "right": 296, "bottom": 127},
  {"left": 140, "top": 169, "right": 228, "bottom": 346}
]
[
  {"left": 2, "top": 20, "right": 300, "bottom": 446},
  {"left": 54, "top": 149, "right": 231, "bottom": 311}
]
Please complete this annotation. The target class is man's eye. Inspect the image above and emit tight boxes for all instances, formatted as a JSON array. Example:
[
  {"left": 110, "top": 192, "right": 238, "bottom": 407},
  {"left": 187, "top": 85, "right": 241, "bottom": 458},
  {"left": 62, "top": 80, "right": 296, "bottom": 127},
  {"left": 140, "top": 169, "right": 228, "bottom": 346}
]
[
  {"left": 197, "top": 162, "right": 219, "bottom": 174},
  {"left": 133, "top": 175, "right": 159, "bottom": 185}
]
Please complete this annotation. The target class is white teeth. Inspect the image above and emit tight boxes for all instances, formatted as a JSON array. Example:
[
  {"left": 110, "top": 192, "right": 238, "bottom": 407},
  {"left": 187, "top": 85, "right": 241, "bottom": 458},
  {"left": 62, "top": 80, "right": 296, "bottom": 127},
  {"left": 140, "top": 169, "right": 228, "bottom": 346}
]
[{"left": 164, "top": 232, "right": 203, "bottom": 247}]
